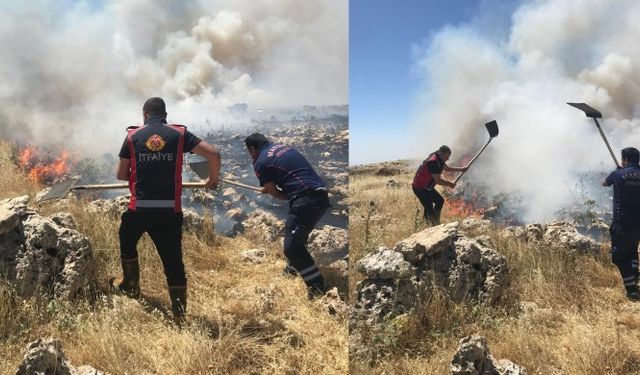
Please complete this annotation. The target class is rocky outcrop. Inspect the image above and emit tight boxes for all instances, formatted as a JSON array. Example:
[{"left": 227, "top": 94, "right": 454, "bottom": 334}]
[
  {"left": 49, "top": 212, "right": 77, "bottom": 231},
  {"left": 357, "top": 247, "right": 412, "bottom": 280},
  {"left": 183, "top": 208, "right": 205, "bottom": 232},
  {"left": 450, "top": 335, "right": 527, "bottom": 375},
  {"left": 353, "top": 223, "right": 508, "bottom": 324},
  {"left": 87, "top": 195, "right": 129, "bottom": 217},
  {"left": 307, "top": 225, "right": 349, "bottom": 295},
  {"left": 307, "top": 225, "right": 348, "bottom": 264},
  {"left": 504, "top": 220, "right": 601, "bottom": 253},
  {"left": 0, "top": 197, "right": 93, "bottom": 299},
  {"left": 16, "top": 338, "right": 107, "bottom": 375},
  {"left": 317, "top": 287, "right": 348, "bottom": 319},
  {"left": 241, "top": 210, "right": 285, "bottom": 242},
  {"left": 575, "top": 218, "right": 609, "bottom": 242},
  {"left": 459, "top": 217, "right": 492, "bottom": 234}
]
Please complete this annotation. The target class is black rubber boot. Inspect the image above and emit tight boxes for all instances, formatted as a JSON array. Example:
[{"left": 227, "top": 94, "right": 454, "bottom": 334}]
[
  {"left": 626, "top": 285, "right": 640, "bottom": 302},
  {"left": 169, "top": 285, "right": 187, "bottom": 325},
  {"left": 433, "top": 209, "right": 442, "bottom": 226},
  {"left": 109, "top": 257, "right": 140, "bottom": 298},
  {"left": 282, "top": 263, "right": 298, "bottom": 277},
  {"left": 307, "top": 278, "right": 328, "bottom": 300}
]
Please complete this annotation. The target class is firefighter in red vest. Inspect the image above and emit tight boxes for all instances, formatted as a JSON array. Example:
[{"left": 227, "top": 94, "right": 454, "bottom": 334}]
[
  {"left": 110, "top": 97, "right": 220, "bottom": 325},
  {"left": 412, "top": 145, "right": 467, "bottom": 226}
]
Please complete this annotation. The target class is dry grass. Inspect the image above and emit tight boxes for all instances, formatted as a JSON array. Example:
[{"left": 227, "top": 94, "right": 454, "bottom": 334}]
[
  {"left": 349, "top": 162, "right": 640, "bottom": 375},
  {"left": 0, "top": 143, "right": 347, "bottom": 375}
]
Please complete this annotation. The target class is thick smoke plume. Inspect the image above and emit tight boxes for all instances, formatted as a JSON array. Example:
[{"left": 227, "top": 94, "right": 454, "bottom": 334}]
[
  {"left": 411, "top": 0, "right": 640, "bottom": 222},
  {"left": 0, "top": 0, "right": 347, "bottom": 155}
]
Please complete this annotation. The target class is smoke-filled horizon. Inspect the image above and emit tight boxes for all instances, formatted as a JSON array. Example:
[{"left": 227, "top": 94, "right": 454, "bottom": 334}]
[
  {"left": 0, "top": 0, "right": 347, "bottom": 156},
  {"left": 411, "top": 0, "right": 640, "bottom": 222}
]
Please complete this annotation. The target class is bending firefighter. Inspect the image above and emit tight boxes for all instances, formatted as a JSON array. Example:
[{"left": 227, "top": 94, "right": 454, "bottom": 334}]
[
  {"left": 412, "top": 145, "right": 467, "bottom": 226},
  {"left": 111, "top": 97, "right": 220, "bottom": 324},
  {"left": 245, "top": 133, "right": 329, "bottom": 298},
  {"left": 603, "top": 147, "right": 640, "bottom": 301}
]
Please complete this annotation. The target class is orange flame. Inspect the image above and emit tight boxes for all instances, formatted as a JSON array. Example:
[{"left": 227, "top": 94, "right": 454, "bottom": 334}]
[
  {"left": 18, "top": 145, "right": 73, "bottom": 184},
  {"left": 446, "top": 192, "right": 485, "bottom": 218}
]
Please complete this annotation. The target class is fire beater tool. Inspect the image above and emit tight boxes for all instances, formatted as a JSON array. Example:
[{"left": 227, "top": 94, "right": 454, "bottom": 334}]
[
  {"left": 189, "top": 161, "right": 262, "bottom": 192},
  {"left": 567, "top": 102, "right": 620, "bottom": 168},
  {"left": 36, "top": 176, "right": 260, "bottom": 203},
  {"left": 454, "top": 120, "right": 499, "bottom": 184}
]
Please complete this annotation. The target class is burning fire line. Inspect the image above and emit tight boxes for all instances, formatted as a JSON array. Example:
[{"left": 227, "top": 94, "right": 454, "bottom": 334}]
[
  {"left": 444, "top": 190, "right": 486, "bottom": 218},
  {"left": 17, "top": 145, "right": 75, "bottom": 184}
]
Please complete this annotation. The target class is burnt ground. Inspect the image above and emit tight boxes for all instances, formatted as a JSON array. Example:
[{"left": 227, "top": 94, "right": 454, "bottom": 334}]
[{"left": 63, "top": 119, "right": 348, "bottom": 235}]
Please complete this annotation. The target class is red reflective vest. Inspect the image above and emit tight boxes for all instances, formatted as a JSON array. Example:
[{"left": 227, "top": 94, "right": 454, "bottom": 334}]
[{"left": 412, "top": 152, "right": 444, "bottom": 189}]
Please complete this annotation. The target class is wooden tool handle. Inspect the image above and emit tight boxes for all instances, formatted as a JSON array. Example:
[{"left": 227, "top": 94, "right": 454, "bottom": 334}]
[
  {"left": 454, "top": 138, "right": 493, "bottom": 184},
  {"left": 71, "top": 179, "right": 261, "bottom": 192}
]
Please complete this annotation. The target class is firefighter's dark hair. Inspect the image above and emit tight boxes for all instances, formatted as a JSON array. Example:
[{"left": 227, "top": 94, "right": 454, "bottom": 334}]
[
  {"left": 439, "top": 145, "right": 451, "bottom": 154},
  {"left": 245, "top": 133, "right": 269, "bottom": 150},
  {"left": 622, "top": 147, "right": 640, "bottom": 165},
  {"left": 143, "top": 97, "right": 166, "bottom": 116}
]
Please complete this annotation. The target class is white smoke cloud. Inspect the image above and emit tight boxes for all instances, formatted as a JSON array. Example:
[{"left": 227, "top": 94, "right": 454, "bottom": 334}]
[
  {"left": 411, "top": 0, "right": 640, "bottom": 222},
  {"left": 0, "top": 0, "right": 347, "bottom": 155}
]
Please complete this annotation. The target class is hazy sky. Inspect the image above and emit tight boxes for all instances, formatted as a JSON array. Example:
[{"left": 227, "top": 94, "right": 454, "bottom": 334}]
[
  {"left": 0, "top": 0, "right": 347, "bottom": 156},
  {"left": 349, "top": 0, "right": 518, "bottom": 165},
  {"left": 351, "top": 0, "right": 640, "bottom": 222}
]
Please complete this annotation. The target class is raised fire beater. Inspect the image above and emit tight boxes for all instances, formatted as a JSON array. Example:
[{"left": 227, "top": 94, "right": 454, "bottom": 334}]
[{"left": 111, "top": 97, "right": 221, "bottom": 324}]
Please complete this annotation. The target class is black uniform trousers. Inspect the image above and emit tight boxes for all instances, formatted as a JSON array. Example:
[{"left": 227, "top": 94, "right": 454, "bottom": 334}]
[
  {"left": 284, "top": 190, "right": 329, "bottom": 288},
  {"left": 119, "top": 211, "right": 186, "bottom": 288},
  {"left": 413, "top": 187, "right": 444, "bottom": 225},
  {"left": 610, "top": 221, "right": 640, "bottom": 293}
]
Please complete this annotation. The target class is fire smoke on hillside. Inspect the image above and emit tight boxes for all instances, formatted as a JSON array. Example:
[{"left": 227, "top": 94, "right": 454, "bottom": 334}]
[
  {"left": 0, "top": 0, "right": 347, "bottom": 157},
  {"left": 411, "top": 0, "right": 640, "bottom": 222}
]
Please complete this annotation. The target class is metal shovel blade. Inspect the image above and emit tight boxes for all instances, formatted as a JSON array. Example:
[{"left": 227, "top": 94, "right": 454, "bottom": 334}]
[
  {"left": 567, "top": 102, "right": 602, "bottom": 118},
  {"left": 485, "top": 120, "right": 499, "bottom": 138},
  {"left": 189, "top": 160, "right": 210, "bottom": 180},
  {"left": 36, "top": 177, "right": 80, "bottom": 203}
]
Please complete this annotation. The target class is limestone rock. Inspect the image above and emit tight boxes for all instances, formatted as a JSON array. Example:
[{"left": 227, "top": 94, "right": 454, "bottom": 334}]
[
  {"left": 183, "top": 208, "right": 205, "bottom": 232},
  {"left": 353, "top": 280, "right": 399, "bottom": 323},
  {"left": 16, "top": 338, "right": 72, "bottom": 375},
  {"left": 190, "top": 189, "right": 215, "bottom": 206},
  {"left": 459, "top": 217, "right": 492, "bottom": 233},
  {"left": 450, "top": 335, "right": 527, "bottom": 375},
  {"left": 543, "top": 221, "right": 601, "bottom": 253},
  {"left": 16, "top": 338, "right": 107, "bottom": 375},
  {"left": 504, "top": 221, "right": 601, "bottom": 253},
  {"left": 307, "top": 225, "right": 348, "bottom": 264},
  {"left": 503, "top": 224, "right": 544, "bottom": 243},
  {"left": 241, "top": 210, "right": 285, "bottom": 242},
  {"left": 49, "top": 212, "right": 76, "bottom": 230},
  {"left": 317, "top": 287, "right": 348, "bottom": 319},
  {"left": 576, "top": 218, "right": 609, "bottom": 241},
  {"left": 1, "top": 210, "right": 93, "bottom": 300},
  {"left": 357, "top": 247, "right": 412, "bottom": 280},
  {"left": 447, "top": 238, "right": 508, "bottom": 304},
  {"left": 353, "top": 224, "right": 508, "bottom": 323},
  {"left": 225, "top": 208, "right": 247, "bottom": 222},
  {"left": 0, "top": 195, "right": 30, "bottom": 217},
  {"left": 87, "top": 195, "right": 129, "bottom": 217},
  {"left": 394, "top": 222, "right": 458, "bottom": 263},
  {"left": 0, "top": 206, "right": 20, "bottom": 236}
]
